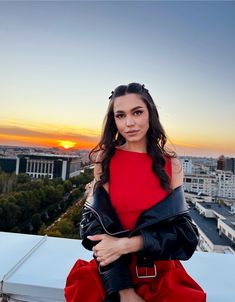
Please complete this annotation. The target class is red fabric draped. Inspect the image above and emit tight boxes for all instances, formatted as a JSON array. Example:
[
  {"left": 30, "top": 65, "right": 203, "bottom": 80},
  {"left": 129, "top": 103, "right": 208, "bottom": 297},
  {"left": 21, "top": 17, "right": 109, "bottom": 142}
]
[{"left": 64, "top": 256, "right": 206, "bottom": 302}]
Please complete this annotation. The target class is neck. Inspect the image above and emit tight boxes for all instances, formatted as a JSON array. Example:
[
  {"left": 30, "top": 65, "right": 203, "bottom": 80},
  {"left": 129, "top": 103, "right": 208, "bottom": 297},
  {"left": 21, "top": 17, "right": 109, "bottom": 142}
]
[{"left": 122, "top": 141, "right": 147, "bottom": 153}]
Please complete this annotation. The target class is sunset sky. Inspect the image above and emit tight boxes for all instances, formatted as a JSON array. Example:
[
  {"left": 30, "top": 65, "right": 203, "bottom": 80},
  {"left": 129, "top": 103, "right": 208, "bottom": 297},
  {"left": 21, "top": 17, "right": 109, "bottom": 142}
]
[{"left": 0, "top": 1, "right": 234, "bottom": 157}]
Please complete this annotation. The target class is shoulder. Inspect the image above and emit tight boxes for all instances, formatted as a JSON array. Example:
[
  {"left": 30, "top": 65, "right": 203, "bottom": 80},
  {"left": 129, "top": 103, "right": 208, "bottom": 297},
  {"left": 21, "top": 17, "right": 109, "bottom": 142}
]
[
  {"left": 93, "top": 150, "right": 110, "bottom": 193},
  {"left": 93, "top": 150, "right": 104, "bottom": 181},
  {"left": 170, "top": 157, "right": 184, "bottom": 189}
]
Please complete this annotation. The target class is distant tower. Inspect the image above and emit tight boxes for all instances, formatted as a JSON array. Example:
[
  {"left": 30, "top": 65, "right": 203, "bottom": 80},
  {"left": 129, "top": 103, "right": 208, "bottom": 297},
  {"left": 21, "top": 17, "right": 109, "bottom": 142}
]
[
  {"left": 225, "top": 157, "right": 235, "bottom": 174},
  {"left": 180, "top": 158, "right": 192, "bottom": 175},
  {"left": 217, "top": 155, "right": 225, "bottom": 170}
]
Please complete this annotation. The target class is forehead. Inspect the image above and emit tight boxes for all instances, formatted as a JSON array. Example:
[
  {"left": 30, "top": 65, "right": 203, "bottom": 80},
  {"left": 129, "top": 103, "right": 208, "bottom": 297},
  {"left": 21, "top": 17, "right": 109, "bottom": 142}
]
[{"left": 113, "top": 93, "right": 147, "bottom": 112}]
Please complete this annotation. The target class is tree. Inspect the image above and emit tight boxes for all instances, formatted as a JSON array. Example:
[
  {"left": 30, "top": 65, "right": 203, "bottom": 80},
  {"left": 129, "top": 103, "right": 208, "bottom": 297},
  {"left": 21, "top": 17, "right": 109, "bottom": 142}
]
[
  {"left": 57, "top": 219, "right": 74, "bottom": 235},
  {"left": 0, "top": 200, "right": 21, "bottom": 231},
  {"left": 31, "top": 213, "right": 42, "bottom": 232},
  {"left": 45, "top": 185, "right": 64, "bottom": 205},
  {"left": 0, "top": 172, "right": 17, "bottom": 194},
  {"left": 63, "top": 180, "right": 73, "bottom": 193},
  {"left": 51, "top": 177, "right": 63, "bottom": 186},
  {"left": 17, "top": 173, "right": 31, "bottom": 184},
  {"left": 46, "top": 230, "right": 62, "bottom": 237},
  {"left": 47, "top": 204, "right": 57, "bottom": 220}
]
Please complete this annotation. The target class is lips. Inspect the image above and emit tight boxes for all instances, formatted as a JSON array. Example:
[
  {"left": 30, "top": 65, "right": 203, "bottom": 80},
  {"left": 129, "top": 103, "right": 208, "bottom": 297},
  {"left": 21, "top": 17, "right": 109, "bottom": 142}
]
[{"left": 126, "top": 130, "right": 139, "bottom": 134}]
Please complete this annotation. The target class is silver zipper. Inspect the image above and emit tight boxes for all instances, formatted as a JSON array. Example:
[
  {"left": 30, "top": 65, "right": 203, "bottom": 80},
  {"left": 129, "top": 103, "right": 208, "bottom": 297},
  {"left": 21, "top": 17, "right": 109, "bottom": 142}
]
[{"left": 85, "top": 203, "right": 130, "bottom": 236}]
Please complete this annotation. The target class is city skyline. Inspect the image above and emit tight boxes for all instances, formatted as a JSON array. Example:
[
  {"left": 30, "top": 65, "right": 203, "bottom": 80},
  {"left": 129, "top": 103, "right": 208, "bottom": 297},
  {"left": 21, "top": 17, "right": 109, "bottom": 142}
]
[{"left": 0, "top": 1, "right": 234, "bottom": 157}]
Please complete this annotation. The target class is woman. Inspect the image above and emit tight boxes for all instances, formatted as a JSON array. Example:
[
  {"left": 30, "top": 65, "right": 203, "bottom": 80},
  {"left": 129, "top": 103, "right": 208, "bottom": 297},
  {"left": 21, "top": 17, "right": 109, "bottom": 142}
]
[{"left": 64, "top": 83, "right": 206, "bottom": 302}]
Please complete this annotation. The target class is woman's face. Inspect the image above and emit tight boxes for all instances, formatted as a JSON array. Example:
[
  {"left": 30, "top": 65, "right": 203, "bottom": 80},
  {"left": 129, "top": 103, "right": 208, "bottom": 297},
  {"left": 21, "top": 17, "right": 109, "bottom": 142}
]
[{"left": 113, "top": 93, "right": 149, "bottom": 144}]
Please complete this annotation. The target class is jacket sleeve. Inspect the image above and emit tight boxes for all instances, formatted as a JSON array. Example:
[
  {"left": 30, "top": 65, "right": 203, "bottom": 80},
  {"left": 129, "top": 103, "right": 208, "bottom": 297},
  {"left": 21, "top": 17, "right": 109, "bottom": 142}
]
[
  {"left": 80, "top": 205, "right": 133, "bottom": 297},
  {"left": 137, "top": 213, "right": 199, "bottom": 261}
]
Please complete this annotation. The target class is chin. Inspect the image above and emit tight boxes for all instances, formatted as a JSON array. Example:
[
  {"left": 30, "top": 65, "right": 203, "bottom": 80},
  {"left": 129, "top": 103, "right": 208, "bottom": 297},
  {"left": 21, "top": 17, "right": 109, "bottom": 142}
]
[{"left": 125, "top": 136, "right": 145, "bottom": 143}]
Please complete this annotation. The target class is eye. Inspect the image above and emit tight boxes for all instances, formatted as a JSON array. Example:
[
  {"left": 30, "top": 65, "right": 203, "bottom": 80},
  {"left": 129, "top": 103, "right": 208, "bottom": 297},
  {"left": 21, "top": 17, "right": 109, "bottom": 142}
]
[
  {"left": 133, "top": 110, "right": 143, "bottom": 116},
  {"left": 115, "top": 113, "right": 125, "bottom": 119}
]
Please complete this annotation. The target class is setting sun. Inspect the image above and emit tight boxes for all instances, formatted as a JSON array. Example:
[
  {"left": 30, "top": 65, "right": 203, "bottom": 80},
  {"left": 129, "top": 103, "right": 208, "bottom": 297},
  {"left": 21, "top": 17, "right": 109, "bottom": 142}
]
[{"left": 57, "top": 140, "right": 77, "bottom": 149}]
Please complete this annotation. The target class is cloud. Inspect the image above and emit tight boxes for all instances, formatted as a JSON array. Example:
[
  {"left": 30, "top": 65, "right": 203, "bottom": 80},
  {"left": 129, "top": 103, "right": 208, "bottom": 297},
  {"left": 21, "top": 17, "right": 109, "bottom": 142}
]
[
  {"left": 0, "top": 125, "right": 98, "bottom": 141},
  {"left": 0, "top": 123, "right": 100, "bottom": 149}
]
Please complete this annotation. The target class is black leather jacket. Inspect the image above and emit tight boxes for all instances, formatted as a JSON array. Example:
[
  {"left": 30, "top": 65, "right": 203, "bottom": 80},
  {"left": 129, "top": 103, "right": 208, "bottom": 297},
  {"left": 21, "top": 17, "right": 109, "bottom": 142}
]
[{"left": 80, "top": 185, "right": 199, "bottom": 300}]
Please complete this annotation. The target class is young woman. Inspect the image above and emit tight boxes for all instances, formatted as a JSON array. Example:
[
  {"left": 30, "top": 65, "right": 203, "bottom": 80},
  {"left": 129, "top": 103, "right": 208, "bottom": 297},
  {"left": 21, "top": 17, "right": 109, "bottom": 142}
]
[{"left": 65, "top": 83, "right": 206, "bottom": 302}]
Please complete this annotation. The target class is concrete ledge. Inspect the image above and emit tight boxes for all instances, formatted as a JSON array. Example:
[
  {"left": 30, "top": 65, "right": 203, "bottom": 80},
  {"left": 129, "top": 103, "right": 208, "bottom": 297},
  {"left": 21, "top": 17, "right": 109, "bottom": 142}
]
[{"left": 0, "top": 231, "right": 234, "bottom": 301}]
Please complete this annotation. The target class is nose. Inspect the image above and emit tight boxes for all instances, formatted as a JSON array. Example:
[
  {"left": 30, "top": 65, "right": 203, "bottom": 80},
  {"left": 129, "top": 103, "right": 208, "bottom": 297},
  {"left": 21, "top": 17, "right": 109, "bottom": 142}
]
[{"left": 126, "top": 115, "right": 135, "bottom": 126}]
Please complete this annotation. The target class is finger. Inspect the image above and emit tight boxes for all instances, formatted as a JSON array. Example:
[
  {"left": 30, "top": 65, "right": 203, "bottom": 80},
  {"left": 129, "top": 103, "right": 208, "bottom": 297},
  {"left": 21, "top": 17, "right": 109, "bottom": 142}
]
[
  {"left": 100, "top": 259, "right": 107, "bottom": 266},
  {"left": 97, "top": 255, "right": 104, "bottom": 265},
  {"left": 87, "top": 234, "right": 105, "bottom": 241}
]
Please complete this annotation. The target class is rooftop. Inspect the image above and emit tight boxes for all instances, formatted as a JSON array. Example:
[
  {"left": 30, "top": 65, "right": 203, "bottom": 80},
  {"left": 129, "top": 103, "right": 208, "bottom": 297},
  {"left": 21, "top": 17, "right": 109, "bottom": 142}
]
[
  {"left": 0, "top": 231, "right": 235, "bottom": 302},
  {"left": 199, "top": 202, "right": 235, "bottom": 230},
  {"left": 17, "top": 153, "right": 80, "bottom": 159},
  {"left": 189, "top": 207, "right": 234, "bottom": 248}
]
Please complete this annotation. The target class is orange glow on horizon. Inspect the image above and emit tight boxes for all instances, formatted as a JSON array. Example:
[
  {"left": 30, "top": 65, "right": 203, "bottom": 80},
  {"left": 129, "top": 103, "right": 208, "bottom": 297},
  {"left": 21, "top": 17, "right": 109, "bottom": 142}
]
[
  {"left": 0, "top": 133, "right": 98, "bottom": 150},
  {"left": 57, "top": 140, "right": 77, "bottom": 150},
  {"left": 0, "top": 133, "right": 234, "bottom": 157}
]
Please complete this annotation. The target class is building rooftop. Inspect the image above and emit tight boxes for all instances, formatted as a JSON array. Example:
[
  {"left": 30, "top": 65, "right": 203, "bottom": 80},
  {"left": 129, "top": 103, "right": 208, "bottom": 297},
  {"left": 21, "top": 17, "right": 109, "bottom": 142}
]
[
  {"left": 200, "top": 202, "right": 235, "bottom": 230},
  {"left": 189, "top": 207, "right": 234, "bottom": 248},
  {"left": 17, "top": 153, "right": 81, "bottom": 159},
  {"left": 0, "top": 231, "right": 235, "bottom": 302}
]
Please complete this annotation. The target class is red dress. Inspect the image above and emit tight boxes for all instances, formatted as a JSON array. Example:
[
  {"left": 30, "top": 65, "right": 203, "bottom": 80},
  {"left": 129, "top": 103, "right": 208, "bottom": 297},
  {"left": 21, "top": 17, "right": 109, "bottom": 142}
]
[{"left": 64, "top": 148, "right": 206, "bottom": 302}]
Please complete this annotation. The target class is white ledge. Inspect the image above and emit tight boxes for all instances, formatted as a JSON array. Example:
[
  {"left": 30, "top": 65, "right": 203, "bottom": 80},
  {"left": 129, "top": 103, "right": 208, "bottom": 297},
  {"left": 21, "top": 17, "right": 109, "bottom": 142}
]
[{"left": 0, "top": 231, "right": 235, "bottom": 301}]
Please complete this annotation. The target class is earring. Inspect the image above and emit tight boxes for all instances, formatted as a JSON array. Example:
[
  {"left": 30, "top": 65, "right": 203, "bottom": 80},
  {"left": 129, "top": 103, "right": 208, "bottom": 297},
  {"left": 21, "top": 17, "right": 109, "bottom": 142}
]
[{"left": 114, "top": 131, "right": 119, "bottom": 141}]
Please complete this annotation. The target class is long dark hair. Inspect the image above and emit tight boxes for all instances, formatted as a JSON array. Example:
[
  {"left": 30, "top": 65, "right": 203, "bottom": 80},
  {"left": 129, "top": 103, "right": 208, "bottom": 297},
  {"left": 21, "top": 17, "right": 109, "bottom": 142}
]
[{"left": 89, "top": 82, "right": 176, "bottom": 192}]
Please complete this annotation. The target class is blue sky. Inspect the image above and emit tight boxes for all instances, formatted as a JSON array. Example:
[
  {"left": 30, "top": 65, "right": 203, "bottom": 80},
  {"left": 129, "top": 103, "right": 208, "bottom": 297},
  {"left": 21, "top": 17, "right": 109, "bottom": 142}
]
[{"left": 0, "top": 1, "right": 234, "bottom": 156}]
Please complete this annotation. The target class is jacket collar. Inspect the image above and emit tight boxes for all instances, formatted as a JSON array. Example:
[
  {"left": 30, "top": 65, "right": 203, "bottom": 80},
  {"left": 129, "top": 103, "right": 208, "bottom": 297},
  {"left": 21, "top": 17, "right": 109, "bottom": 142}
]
[
  {"left": 129, "top": 186, "right": 188, "bottom": 236},
  {"left": 85, "top": 185, "right": 188, "bottom": 235}
]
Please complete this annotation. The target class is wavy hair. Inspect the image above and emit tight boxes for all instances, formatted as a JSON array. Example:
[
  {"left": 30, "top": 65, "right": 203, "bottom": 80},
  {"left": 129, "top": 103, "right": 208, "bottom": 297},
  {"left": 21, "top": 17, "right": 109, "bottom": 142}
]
[{"left": 89, "top": 82, "right": 177, "bottom": 193}]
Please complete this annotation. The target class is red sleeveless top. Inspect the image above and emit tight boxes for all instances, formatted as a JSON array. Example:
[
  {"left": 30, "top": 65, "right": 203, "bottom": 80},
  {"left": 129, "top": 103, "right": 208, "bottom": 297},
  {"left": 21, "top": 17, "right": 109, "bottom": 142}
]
[
  {"left": 65, "top": 148, "right": 206, "bottom": 302},
  {"left": 109, "top": 148, "right": 172, "bottom": 230}
]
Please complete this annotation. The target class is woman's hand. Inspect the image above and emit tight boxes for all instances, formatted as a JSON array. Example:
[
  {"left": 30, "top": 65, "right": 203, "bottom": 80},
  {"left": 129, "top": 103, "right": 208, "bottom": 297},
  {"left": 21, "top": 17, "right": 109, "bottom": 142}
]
[
  {"left": 119, "top": 288, "right": 145, "bottom": 302},
  {"left": 88, "top": 234, "right": 144, "bottom": 266},
  {"left": 88, "top": 234, "right": 124, "bottom": 266}
]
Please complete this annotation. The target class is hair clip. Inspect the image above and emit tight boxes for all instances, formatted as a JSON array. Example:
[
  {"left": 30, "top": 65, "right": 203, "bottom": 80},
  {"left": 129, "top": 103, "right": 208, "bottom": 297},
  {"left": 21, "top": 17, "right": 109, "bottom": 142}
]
[
  {"left": 108, "top": 90, "right": 114, "bottom": 100},
  {"left": 142, "top": 84, "right": 149, "bottom": 93}
]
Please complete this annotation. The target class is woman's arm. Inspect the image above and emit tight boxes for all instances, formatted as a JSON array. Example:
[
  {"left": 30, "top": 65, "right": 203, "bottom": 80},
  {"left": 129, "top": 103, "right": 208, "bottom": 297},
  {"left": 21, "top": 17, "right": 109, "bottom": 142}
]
[
  {"left": 171, "top": 157, "right": 184, "bottom": 189},
  {"left": 121, "top": 235, "right": 144, "bottom": 254},
  {"left": 88, "top": 234, "right": 143, "bottom": 266}
]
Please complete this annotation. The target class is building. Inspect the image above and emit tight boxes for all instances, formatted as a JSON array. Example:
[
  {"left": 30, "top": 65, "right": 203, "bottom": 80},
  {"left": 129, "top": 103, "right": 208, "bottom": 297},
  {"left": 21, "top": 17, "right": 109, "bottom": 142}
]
[
  {"left": 217, "top": 155, "right": 225, "bottom": 170},
  {"left": 216, "top": 156, "right": 235, "bottom": 174},
  {"left": 78, "top": 150, "right": 90, "bottom": 164},
  {"left": 225, "top": 157, "right": 235, "bottom": 174},
  {"left": 189, "top": 201, "right": 235, "bottom": 254},
  {"left": 0, "top": 157, "right": 17, "bottom": 173},
  {"left": 180, "top": 158, "right": 193, "bottom": 175},
  {"left": 16, "top": 154, "right": 82, "bottom": 180},
  {"left": 184, "top": 191, "right": 212, "bottom": 203},
  {"left": 180, "top": 156, "right": 217, "bottom": 172},
  {"left": 183, "top": 170, "right": 235, "bottom": 199},
  {"left": 216, "top": 170, "right": 235, "bottom": 199},
  {"left": 183, "top": 174, "right": 217, "bottom": 197}
]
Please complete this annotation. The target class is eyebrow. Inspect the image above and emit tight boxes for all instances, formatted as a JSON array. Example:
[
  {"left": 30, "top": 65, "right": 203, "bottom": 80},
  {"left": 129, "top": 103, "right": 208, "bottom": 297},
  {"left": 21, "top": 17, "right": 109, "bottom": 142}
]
[{"left": 114, "top": 106, "right": 144, "bottom": 114}]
